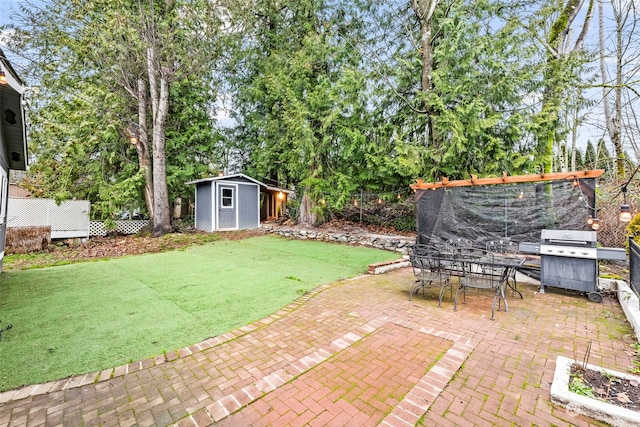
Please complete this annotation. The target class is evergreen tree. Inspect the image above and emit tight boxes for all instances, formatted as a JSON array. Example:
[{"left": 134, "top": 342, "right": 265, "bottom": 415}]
[
  {"left": 596, "top": 138, "right": 614, "bottom": 175},
  {"left": 7, "top": 0, "right": 223, "bottom": 232},
  {"left": 574, "top": 148, "right": 584, "bottom": 170},
  {"left": 226, "top": 0, "right": 375, "bottom": 223},
  {"left": 584, "top": 140, "right": 597, "bottom": 167}
]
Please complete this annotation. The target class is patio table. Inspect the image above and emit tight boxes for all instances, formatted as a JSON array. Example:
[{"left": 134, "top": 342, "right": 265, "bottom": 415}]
[{"left": 435, "top": 251, "right": 525, "bottom": 319}]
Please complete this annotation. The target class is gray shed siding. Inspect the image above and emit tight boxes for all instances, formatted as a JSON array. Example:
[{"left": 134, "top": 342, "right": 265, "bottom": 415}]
[
  {"left": 195, "top": 182, "right": 213, "bottom": 232},
  {"left": 237, "top": 183, "right": 259, "bottom": 229}
]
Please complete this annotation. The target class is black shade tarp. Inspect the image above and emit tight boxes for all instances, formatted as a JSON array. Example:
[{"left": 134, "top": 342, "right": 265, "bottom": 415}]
[{"left": 416, "top": 179, "right": 596, "bottom": 247}]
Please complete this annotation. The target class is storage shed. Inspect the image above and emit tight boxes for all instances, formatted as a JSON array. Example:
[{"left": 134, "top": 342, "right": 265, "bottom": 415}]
[{"left": 187, "top": 173, "right": 293, "bottom": 232}]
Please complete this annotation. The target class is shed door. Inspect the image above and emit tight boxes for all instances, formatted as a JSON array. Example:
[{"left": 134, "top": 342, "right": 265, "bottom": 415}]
[{"left": 218, "top": 184, "right": 237, "bottom": 229}]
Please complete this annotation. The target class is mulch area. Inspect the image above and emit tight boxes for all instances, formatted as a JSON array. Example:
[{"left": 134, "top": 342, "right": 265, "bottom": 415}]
[
  {"left": 4, "top": 229, "right": 266, "bottom": 271},
  {"left": 5, "top": 221, "right": 411, "bottom": 271}
]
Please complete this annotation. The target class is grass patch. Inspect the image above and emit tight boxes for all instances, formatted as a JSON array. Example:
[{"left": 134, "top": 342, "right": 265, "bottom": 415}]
[
  {"left": 0, "top": 235, "right": 399, "bottom": 391},
  {"left": 3, "top": 251, "right": 74, "bottom": 270}
]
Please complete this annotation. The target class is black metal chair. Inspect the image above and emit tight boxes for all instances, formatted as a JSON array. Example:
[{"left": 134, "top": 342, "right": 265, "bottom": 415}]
[
  {"left": 409, "top": 245, "right": 452, "bottom": 307},
  {"left": 454, "top": 252, "right": 506, "bottom": 319},
  {"left": 447, "top": 238, "right": 474, "bottom": 254},
  {"left": 485, "top": 239, "right": 522, "bottom": 298}
]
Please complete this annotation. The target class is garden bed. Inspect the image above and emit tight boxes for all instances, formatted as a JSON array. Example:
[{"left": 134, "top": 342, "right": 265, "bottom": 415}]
[{"left": 551, "top": 356, "right": 640, "bottom": 427}]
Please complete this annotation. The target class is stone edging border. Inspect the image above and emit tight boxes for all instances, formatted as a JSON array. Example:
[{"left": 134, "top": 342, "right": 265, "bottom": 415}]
[
  {"left": 612, "top": 279, "right": 640, "bottom": 343},
  {"left": 263, "top": 225, "right": 415, "bottom": 255},
  {"left": 368, "top": 259, "right": 411, "bottom": 275}
]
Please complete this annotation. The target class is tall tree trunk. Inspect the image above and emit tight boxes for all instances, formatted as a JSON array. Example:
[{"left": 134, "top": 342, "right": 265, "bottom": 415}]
[
  {"left": 298, "top": 193, "right": 318, "bottom": 226},
  {"left": 135, "top": 78, "right": 155, "bottom": 220},
  {"left": 537, "top": 0, "right": 591, "bottom": 173},
  {"left": 411, "top": 0, "right": 439, "bottom": 148},
  {"left": 598, "top": 0, "right": 624, "bottom": 176},
  {"left": 147, "top": 45, "right": 172, "bottom": 236}
]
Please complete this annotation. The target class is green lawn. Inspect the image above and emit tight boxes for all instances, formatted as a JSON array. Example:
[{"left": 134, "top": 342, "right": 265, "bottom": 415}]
[{"left": 0, "top": 235, "right": 400, "bottom": 392}]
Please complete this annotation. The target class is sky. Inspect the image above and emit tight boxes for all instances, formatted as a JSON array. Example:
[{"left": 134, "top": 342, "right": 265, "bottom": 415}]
[
  {"left": 0, "top": 0, "right": 25, "bottom": 63},
  {"left": 0, "top": 0, "right": 22, "bottom": 26}
]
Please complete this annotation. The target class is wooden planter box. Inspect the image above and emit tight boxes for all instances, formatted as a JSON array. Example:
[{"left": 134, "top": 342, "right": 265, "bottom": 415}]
[{"left": 6, "top": 226, "right": 51, "bottom": 254}]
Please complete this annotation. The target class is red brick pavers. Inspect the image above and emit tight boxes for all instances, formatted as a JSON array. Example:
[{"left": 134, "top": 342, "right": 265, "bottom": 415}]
[
  {"left": 216, "top": 323, "right": 455, "bottom": 426},
  {"left": 0, "top": 268, "right": 634, "bottom": 426}
]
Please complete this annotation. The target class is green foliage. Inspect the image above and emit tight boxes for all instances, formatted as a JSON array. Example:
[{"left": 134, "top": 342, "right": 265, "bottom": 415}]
[
  {"left": 527, "top": 0, "right": 594, "bottom": 173},
  {"left": 584, "top": 141, "right": 597, "bottom": 167},
  {"left": 428, "top": 1, "right": 535, "bottom": 175},
  {"left": 165, "top": 78, "right": 223, "bottom": 200},
  {"left": 355, "top": 0, "right": 547, "bottom": 182},
  {"left": 596, "top": 139, "right": 615, "bottom": 176},
  {"left": 224, "top": 0, "right": 556, "bottom": 215},
  {"left": 575, "top": 148, "right": 584, "bottom": 169},
  {"left": 22, "top": 78, "right": 137, "bottom": 218},
  {"left": 5, "top": 0, "right": 599, "bottom": 226},
  {"left": 569, "top": 375, "right": 595, "bottom": 398},
  {"left": 225, "top": 0, "right": 382, "bottom": 216},
  {"left": 626, "top": 214, "right": 640, "bottom": 242},
  {"left": 7, "top": 0, "right": 223, "bottom": 221},
  {"left": 630, "top": 343, "right": 640, "bottom": 374}
]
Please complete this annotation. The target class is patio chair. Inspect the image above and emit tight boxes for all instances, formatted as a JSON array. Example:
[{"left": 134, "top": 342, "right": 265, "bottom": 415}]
[
  {"left": 454, "top": 252, "right": 506, "bottom": 319},
  {"left": 486, "top": 239, "right": 519, "bottom": 253},
  {"left": 409, "top": 245, "right": 452, "bottom": 307},
  {"left": 446, "top": 238, "right": 474, "bottom": 254},
  {"left": 485, "top": 240, "right": 522, "bottom": 298}
]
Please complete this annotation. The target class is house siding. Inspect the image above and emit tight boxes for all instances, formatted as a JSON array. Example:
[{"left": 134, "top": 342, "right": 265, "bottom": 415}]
[
  {"left": 0, "top": 165, "right": 7, "bottom": 270},
  {"left": 0, "top": 122, "right": 8, "bottom": 270},
  {"left": 1, "top": 48, "right": 29, "bottom": 272}
]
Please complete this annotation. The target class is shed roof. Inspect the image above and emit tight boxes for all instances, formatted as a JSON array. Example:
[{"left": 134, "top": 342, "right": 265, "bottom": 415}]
[{"left": 186, "top": 173, "right": 294, "bottom": 194}]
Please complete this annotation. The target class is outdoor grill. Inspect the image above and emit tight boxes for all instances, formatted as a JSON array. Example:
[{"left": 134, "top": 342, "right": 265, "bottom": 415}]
[{"left": 519, "top": 229, "right": 626, "bottom": 302}]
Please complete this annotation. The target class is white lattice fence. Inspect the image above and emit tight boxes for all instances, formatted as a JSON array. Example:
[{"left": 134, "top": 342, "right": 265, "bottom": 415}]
[
  {"left": 89, "top": 220, "right": 150, "bottom": 237},
  {"left": 8, "top": 198, "right": 90, "bottom": 239}
]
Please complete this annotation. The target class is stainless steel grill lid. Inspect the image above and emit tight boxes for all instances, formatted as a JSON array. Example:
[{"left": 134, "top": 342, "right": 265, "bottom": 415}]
[{"left": 540, "top": 229, "right": 597, "bottom": 247}]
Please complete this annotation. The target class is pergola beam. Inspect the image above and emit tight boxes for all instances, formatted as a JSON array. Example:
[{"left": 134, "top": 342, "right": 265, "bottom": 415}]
[{"left": 410, "top": 170, "right": 605, "bottom": 190}]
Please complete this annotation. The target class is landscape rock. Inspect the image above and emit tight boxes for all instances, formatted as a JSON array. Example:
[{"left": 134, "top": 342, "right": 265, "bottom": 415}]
[{"left": 263, "top": 224, "right": 415, "bottom": 255}]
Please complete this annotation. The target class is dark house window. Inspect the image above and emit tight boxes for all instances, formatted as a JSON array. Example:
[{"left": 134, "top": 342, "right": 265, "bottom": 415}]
[{"left": 222, "top": 188, "right": 233, "bottom": 207}]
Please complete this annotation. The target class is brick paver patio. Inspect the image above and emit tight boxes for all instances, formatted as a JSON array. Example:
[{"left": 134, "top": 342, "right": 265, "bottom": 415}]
[{"left": 0, "top": 267, "right": 636, "bottom": 426}]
